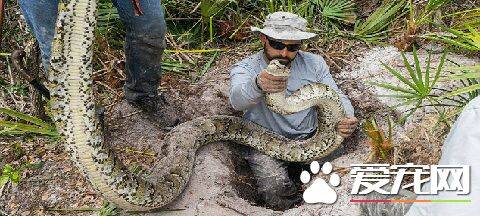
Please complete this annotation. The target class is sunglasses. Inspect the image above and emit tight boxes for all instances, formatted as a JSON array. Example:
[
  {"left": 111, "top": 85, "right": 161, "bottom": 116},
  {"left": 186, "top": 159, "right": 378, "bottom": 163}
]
[{"left": 266, "top": 37, "right": 302, "bottom": 52}]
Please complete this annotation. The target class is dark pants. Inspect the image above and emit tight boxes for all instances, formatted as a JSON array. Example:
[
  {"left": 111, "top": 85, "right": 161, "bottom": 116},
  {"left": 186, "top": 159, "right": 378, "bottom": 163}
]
[
  {"left": 18, "top": 0, "right": 167, "bottom": 102},
  {"left": 245, "top": 149, "right": 306, "bottom": 210},
  {"left": 243, "top": 129, "right": 344, "bottom": 210},
  {"left": 245, "top": 130, "right": 318, "bottom": 210}
]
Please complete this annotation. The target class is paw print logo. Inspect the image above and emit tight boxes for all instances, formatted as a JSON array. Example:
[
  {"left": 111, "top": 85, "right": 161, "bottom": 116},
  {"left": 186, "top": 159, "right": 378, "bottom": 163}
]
[{"left": 300, "top": 161, "right": 340, "bottom": 204}]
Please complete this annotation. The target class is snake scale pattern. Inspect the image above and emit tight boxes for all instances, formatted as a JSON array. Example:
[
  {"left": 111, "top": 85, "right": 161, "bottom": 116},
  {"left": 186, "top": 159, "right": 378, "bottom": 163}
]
[{"left": 47, "top": 0, "right": 346, "bottom": 211}]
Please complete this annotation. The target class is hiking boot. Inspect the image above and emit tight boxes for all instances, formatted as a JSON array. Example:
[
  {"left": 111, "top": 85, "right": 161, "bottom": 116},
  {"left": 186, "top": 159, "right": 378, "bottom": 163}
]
[
  {"left": 128, "top": 94, "right": 181, "bottom": 129},
  {"left": 262, "top": 189, "right": 303, "bottom": 211}
]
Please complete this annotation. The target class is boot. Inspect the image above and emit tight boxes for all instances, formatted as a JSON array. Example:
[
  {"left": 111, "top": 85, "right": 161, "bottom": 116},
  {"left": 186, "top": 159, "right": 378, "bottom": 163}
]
[{"left": 128, "top": 94, "right": 180, "bottom": 129}]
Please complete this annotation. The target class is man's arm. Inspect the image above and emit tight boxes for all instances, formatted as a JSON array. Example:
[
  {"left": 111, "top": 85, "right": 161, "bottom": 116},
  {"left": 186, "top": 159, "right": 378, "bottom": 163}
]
[{"left": 229, "top": 65, "right": 264, "bottom": 111}]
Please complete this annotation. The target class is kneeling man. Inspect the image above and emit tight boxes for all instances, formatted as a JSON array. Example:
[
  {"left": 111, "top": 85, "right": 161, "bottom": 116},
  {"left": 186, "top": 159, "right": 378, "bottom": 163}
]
[{"left": 229, "top": 12, "right": 358, "bottom": 210}]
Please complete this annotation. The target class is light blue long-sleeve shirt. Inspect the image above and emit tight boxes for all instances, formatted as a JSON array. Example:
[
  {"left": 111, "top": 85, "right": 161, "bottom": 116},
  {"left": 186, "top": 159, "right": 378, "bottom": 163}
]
[{"left": 229, "top": 50, "right": 354, "bottom": 139}]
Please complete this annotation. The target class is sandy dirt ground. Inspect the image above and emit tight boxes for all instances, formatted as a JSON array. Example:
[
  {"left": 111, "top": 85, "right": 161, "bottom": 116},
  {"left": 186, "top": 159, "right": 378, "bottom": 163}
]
[{"left": 0, "top": 46, "right": 478, "bottom": 216}]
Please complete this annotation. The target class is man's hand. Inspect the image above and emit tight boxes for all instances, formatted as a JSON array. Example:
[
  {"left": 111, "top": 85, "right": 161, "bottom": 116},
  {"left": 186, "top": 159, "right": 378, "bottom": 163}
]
[
  {"left": 337, "top": 117, "right": 358, "bottom": 138},
  {"left": 256, "top": 69, "right": 288, "bottom": 93}
]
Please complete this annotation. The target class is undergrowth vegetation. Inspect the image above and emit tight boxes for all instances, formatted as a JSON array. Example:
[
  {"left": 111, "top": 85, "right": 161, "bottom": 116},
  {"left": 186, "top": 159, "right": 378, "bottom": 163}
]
[{"left": 0, "top": 0, "right": 478, "bottom": 204}]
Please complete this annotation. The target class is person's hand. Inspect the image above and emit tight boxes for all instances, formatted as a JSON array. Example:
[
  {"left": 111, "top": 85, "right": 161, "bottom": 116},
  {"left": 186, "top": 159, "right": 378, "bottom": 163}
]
[
  {"left": 336, "top": 117, "right": 358, "bottom": 138},
  {"left": 256, "top": 69, "right": 288, "bottom": 93}
]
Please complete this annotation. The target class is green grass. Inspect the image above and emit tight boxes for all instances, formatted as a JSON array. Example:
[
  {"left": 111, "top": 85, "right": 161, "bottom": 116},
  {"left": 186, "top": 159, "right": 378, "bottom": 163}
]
[
  {"left": 194, "top": 51, "right": 219, "bottom": 82},
  {"left": 200, "top": 0, "right": 237, "bottom": 42},
  {"left": 162, "top": 58, "right": 191, "bottom": 77},
  {"left": 263, "top": 0, "right": 296, "bottom": 14}
]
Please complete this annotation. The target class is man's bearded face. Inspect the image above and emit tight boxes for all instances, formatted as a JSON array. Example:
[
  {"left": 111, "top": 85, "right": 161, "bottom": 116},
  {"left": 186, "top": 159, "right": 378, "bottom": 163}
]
[
  {"left": 262, "top": 35, "right": 301, "bottom": 66},
  {"left": 264, "top": 45, "right": 295, "bottom": 65}
]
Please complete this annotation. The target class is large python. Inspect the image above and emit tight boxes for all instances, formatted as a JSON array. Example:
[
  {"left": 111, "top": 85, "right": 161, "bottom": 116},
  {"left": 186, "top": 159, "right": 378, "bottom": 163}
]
[{"left": 47, "top": 0, "right": 346, "bottom": 211}]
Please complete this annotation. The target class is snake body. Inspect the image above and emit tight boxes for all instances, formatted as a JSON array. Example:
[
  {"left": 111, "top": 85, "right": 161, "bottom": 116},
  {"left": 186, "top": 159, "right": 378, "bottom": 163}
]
[{"left": 48, "top": 0, "right": 346, "bottom": 211}]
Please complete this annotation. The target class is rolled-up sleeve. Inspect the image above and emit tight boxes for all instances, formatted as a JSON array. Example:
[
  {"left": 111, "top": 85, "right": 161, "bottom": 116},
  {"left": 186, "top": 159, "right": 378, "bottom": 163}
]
[
  {"left": 229, "top": 65, "right": 264, "bottom": 111},
  {"left": 316, "top": 58, "right": 355, "bottom": 117}
]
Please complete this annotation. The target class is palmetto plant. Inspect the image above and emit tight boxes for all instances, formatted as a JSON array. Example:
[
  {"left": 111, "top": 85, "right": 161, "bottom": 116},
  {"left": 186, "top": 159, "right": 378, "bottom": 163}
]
[
  {"left": 413, "top": 3, "right": 479, "bottom": 52},
  {"left": 445, "top": 8, "right": 480, "bottom": 30},
  {"left": 298, "top": 0, "right": 356, "bottom": 31},
  {"left": 372, "top": 48, "right": 447, "bottom": 122},
  {"left": 422, "top": 25, "right": 480, "bottom": 51},
  {"left": 409, "top": 0, "right": 453, "bottom": 26},
  {"left": 397, "top": 0, "right": 453, "bottom": 50},
  {"left": 0, "top": 108, "right": 58, "bottom": 137},
  {"left": 440, "top": 64, "right": 480, "bottom": 108},
  {"left": 419, "top": 64, "right": 480, "bottom": 123},
  {"left": 353, "top": 0, "right": 407, "bottom": 43}
]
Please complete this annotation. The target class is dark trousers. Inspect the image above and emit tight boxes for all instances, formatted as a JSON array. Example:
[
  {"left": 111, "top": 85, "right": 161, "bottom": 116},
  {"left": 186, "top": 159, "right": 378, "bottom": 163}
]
[
  {"left": 245, "top": 149, "right": 306, "bottom": 210},
  {"left": 18, "top": 0, "right": 167, "bottom": 102},
  {"left": 244, "top": 129, "right": 317, "bottom": 210},
  {"left": 243, "top": 129, "right": 344, "bottom": 210}
]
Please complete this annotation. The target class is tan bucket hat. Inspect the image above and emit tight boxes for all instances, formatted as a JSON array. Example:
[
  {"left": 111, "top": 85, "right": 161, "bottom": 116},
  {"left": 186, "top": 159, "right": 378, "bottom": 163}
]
[{"left": 251, "top": 12, "right": 317, "bottom": 41}]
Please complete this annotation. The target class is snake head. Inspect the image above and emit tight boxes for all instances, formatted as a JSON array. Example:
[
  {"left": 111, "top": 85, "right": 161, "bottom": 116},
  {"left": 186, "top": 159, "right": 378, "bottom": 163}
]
[{"left": 266, "top": 60, "right": 290, "bottom": 77}]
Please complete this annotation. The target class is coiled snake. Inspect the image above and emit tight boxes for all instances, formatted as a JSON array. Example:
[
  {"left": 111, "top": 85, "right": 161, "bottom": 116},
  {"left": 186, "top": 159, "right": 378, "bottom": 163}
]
[{"left": 47, "top": 0, "right": 346, "bottom": 211}]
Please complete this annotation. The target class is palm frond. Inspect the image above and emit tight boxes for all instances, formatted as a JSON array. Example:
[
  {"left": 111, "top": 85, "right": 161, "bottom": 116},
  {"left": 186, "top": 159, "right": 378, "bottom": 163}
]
[
  {"left": 353, "top": 0, "right": 407, "bottom": 43},
  {"left": 422, "top": 24, "right": 480, "bottom": 51},
  {"left": 372, "top": 50, "right": 448, "bottom": 122},
  {"left": 0, "top": 108, "right": 58, "bottom": 137},
  {"left": 298, "top": 0, "right": 356, "bottom": 31},
  {"left": 444, "top": 8, "right": 480, "bottom": 30}
]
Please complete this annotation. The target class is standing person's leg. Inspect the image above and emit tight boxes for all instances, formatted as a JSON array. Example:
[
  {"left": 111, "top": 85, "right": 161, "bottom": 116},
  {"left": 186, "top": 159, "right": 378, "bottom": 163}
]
[
  {"left": 18, "top": 0, "right": 58, "bottom": 73},
  {"left": 112, "top": 0, "right": 166, "bottom": 102},
  {"left": 246, "top": 149, "right": 303, "bottom": 210},
  {"left": 112, "top": 0, "right": 178, "bottom": 127}
]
